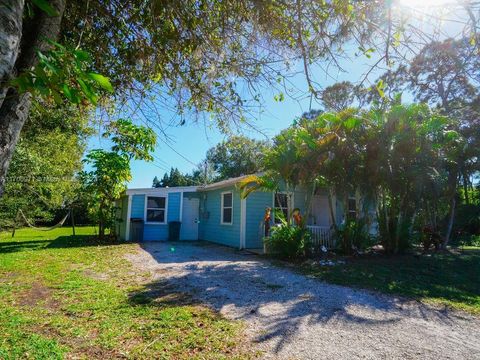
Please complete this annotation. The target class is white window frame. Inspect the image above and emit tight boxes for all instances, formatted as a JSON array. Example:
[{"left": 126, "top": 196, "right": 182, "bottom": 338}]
[
  {"left": 272, "top": 192, "right": 293, "bottom": 224},
  {"left": 144, "top": 195, "right": 168, "bottom": 224},
  {"left": 220, "top": 191, "right": 233, "bottom": 225}
]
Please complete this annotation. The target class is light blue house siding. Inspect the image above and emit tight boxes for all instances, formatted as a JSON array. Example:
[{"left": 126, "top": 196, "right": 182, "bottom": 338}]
[
  {"left": 244, "top": 187, "right": 311, "bottom": 248},
  {"left": 118, "top": 179, "right": 345, "bottom": 247},
  {"left": 128, "top": 192, "right": 182, "bottom": 241},
  {"left": 167, "top": 192, "right": 181, "bottom": 222},
  {"left": 131, "top": 194, "right": 145, "bottom": 218},
  {"left": 245, "top": 191, "right": 270, "bottom": 248},
  {"left": 198, "top": 186, "right": 241, "bottom": 247}
]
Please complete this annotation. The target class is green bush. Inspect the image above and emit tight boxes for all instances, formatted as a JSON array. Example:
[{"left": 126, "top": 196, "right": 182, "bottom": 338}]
[
  {"left": 334, "top": 218, "right": 373, "bottom": 254},
  {"left": 265, "top": 218, "right": 311, "bottom": 260},
  {"left": 456, "top": 234, "right": 480, "bottom": 247}
]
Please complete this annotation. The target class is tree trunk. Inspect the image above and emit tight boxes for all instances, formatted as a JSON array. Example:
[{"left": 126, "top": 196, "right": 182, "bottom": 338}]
[
  {"left": 0, "top": 91, "right": 31, "bottom": 196},
  {"left": 327, "top": 189, "right": 338, "bottom": 231},
  {"left": 463, "top": 175, "right": 469, "bottom": 205},
  {"left": 443, "top": 170, "right": 459, "bottom": 249},
  {"left": 98, "top": 201, "right": 105, "bottom": 239},
  {"left": 443, "top": 195, "right": 456, "bottom": 249},
  {"left": 71, "top": 208, "right": 76, "bottom": 236},
  {"left": 0, "top": 0, "right": 24, "bottom": 109},
  {"left": 303, "top": 183, "right": 316, "bottom": 226},
  {"left": 0, "top": 0, "right": 66, "bottom": 197}
]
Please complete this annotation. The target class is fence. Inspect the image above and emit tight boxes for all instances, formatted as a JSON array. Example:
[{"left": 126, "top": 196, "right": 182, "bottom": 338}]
[{"left": 307, "top": 225, "right": 335, "bottom": 249}]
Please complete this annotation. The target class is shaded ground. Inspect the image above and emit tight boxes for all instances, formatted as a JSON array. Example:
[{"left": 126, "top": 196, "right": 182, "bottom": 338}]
[
  {"left": 0, "top": 228, "right": 251, "bottom": 359},
  {"left": 128, "top": 241, "right": 480, "bottom": 360},
  {"left": 299, "top": 248, "right": 480, "bottom": 314}
]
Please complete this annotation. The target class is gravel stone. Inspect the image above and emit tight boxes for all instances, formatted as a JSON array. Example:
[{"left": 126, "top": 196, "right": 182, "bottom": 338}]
[{"left": 126, "top": 241, "right": 480, "bottom": 360}]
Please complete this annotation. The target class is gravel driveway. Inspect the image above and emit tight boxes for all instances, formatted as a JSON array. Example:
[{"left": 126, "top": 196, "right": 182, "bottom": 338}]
[{"left": 127, "top": 241, "right": 480, "bottom": 360}]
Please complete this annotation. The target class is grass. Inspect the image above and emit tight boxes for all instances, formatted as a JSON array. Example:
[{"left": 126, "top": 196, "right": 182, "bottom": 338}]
[
  {"left": 0, "top": 227, "right": 251, "bottom": 359},
  {"left": 300, "top": 248, "right": 480, "bottom": 314}
]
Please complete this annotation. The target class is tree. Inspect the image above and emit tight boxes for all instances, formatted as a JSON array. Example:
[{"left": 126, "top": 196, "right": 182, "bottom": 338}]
[
  {"left": 320, "top": 81, "right": 360, "bottom": 112},
  {"left": 0, "top": 99, "right": 90, "bottom": 229},
  {"left": 205, "top": 136, "right": 270, "bottom": 180},
  {"left": 0, "top": 0, "right": 67, "bottom": 198},
  {"left": 405, "top": 38, "right": 480, "bottom": 247},
  {"left": 153, "top": 167, "right": 199, "bottom": 188},
  {"left": 247, "top": 103, "right": 474, "bottom": 253},
  {"left": 81, "top": 119, "right": 156, "bottom": 238},
  {"left": 152, "top": 176, "right": 161, "bottom": 188},
  {"left": 5, "top": 0, "right": 477, "bottom": 199},
  {"left": 408, "top": 39, "right": 478, "bottom": 112}
]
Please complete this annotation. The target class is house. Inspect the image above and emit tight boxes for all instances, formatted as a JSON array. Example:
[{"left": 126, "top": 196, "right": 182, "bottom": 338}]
[{"left": 116, "top": 175, "right": 357, "bottom": 249}]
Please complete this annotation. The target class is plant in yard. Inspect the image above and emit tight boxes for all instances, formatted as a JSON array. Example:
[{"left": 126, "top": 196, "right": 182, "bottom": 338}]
[
  {"left": 334, "top": 218, "right": 372, "bottom": 255},
  {"left": 80, "top": 119, "right": 156, "bottom": 238},
  {"left": 265, "top": 214, "right": 312, "bottom": 260}
]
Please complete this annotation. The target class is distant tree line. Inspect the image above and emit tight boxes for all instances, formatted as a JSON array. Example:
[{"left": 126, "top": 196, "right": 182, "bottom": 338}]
[{"left": 152, "top": 136, "right": 270, "bottom": 188}]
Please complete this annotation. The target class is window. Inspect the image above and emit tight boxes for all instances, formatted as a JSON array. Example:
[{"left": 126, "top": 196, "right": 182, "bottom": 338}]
[
  {"left": 274, "top": 192, "right": 290, "bottom": 224},
  {"left": 221, "top": 192, "right": 233, "bottom": 224},
  {"left": 347, "top": 196, "right": 357, "bottom": 220},
  {"left": 146, "top": 196, "right": 166, "bottom": 223}
]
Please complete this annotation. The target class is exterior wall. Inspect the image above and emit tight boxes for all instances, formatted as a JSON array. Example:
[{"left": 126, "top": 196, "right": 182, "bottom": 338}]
[
  {"left": 293, "top": 188, "right": 307, "bottom": 213},
  {"left": 198, "top": 186, "right": 241, "bottom": 248},
  {"left": 129, "top": 192, "right": 182, "bottom": 241},
  {"left": 131, "top": 195, "right": 145, "bottom": 218},
  {"left": 245, "top": 191, "right": 271, "bottom": 248},
  {"left": 167, "top": 192, "right": 181, "bottom": 222}
]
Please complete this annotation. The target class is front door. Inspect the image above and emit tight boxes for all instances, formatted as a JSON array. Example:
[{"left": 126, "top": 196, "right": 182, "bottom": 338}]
[{"left": 180, "top": 197, "right": 199, "bottom": 240}]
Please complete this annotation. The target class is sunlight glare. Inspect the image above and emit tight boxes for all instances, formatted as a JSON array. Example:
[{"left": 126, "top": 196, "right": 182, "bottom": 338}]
[{"left": 398, "top": 0, "right": 456, "bottom": 9}]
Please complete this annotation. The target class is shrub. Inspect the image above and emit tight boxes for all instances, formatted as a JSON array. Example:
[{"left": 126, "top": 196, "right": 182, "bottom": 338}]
[
  {"left": 454, "top": 203, "right": 480, "bottom": 236},
  {"left": 334, "top": 218, "right": 372, "bottom": 254},
  {"left": 265, "top": 218, "right": 311, "bottom": 260},
  {"left": 456, "top": 234, "right": 480, "bottom": 247}
]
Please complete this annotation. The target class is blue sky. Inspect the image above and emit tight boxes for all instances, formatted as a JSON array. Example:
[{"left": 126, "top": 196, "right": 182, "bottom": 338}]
[
  {"left": 87, "top": 1, "right": 464, "bottom": 188},
  {"left": 88, "top": 56, "right": 379, "bottom": 189}
]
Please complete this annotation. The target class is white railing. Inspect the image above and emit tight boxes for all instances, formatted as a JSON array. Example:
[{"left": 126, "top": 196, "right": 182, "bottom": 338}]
[{"left": 307, "top": 225, "right": 335, "bottom": 249}]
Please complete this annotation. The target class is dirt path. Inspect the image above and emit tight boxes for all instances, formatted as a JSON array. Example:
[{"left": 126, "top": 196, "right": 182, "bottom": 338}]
[{"left": 126, "top": 241, "right": 480, "bottom": 360}]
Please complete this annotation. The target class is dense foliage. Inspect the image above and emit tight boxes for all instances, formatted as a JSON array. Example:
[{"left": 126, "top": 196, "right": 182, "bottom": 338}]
[
  {"left": 265, "top": 217, "right": 312, "bottom": 260},
  {"left": 205, "top": 136, "right": 270, "bottom": 180},
  {"left": 81, "top": 120, "right": 156, "bottom": 238},
  {"left": 0, "top": 100, "right": 91, "bottom": 229},
  {"left": 244, "top": 102, "right": 479, "bottom": 255},
  {"left": 152, "top": 167, "right": 202, "bottom": 188},
  {"left": 152, "top": 135, "right": 270, "bottom": 188}
]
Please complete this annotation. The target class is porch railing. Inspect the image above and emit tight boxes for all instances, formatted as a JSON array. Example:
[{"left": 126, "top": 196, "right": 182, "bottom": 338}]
[
  {"left": 307, "top": 225, "right": 335, "bottom": 249},
  {"left": 258, "top": 223, "right": 335, "bottom": 250}
]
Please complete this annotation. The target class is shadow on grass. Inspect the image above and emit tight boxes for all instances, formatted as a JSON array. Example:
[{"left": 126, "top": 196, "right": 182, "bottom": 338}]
[
  {"left": 126, "top": 241, "right": 468, "bottom": 355},
  {"left": 307, "top": 250, "right": 480, "bottom": 312},
  {"left": 0, "top": 235, "right": 125, "bottom": 254},
  {"left": 128, "top": 279, "right": 196, "bottom": 307}
]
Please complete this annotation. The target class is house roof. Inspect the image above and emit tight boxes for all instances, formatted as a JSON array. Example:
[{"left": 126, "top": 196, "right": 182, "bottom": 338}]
[
  {"left": 125, "top": 185, "right": 198, "bottom": 195},
  {"left": 125, "top": 174, "right": 258, "bottom": 195},
  {"left": 197, "top": 174, "right": 253, "bottom": 191}
]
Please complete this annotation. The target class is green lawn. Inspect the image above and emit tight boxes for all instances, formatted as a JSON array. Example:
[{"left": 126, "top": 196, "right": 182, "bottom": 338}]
[
  {"left": 301, "top": 248, "right": 480, "bottom": 314},
  {"left": 0, "top": 227, "right": 251, "bottom": 359}
]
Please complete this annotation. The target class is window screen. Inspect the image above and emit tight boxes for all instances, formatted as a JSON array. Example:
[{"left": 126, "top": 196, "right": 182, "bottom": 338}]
[
  {"left": 221, "top": 192, "right": 233, "bottom": 224},
  {"left": 146, "top": 196, "right": 166, "bottom": 223}
]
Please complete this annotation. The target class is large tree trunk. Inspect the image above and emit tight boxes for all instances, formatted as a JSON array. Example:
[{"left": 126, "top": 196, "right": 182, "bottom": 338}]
[
  {"left": 0, "top": 91, "right": 31, "bottom": 196},
  {"left": 0, "top": 0, "right": 66, "bottom": 197},
  {"left": 0, "top": 0, "right": 24, "bottom": 109}
]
